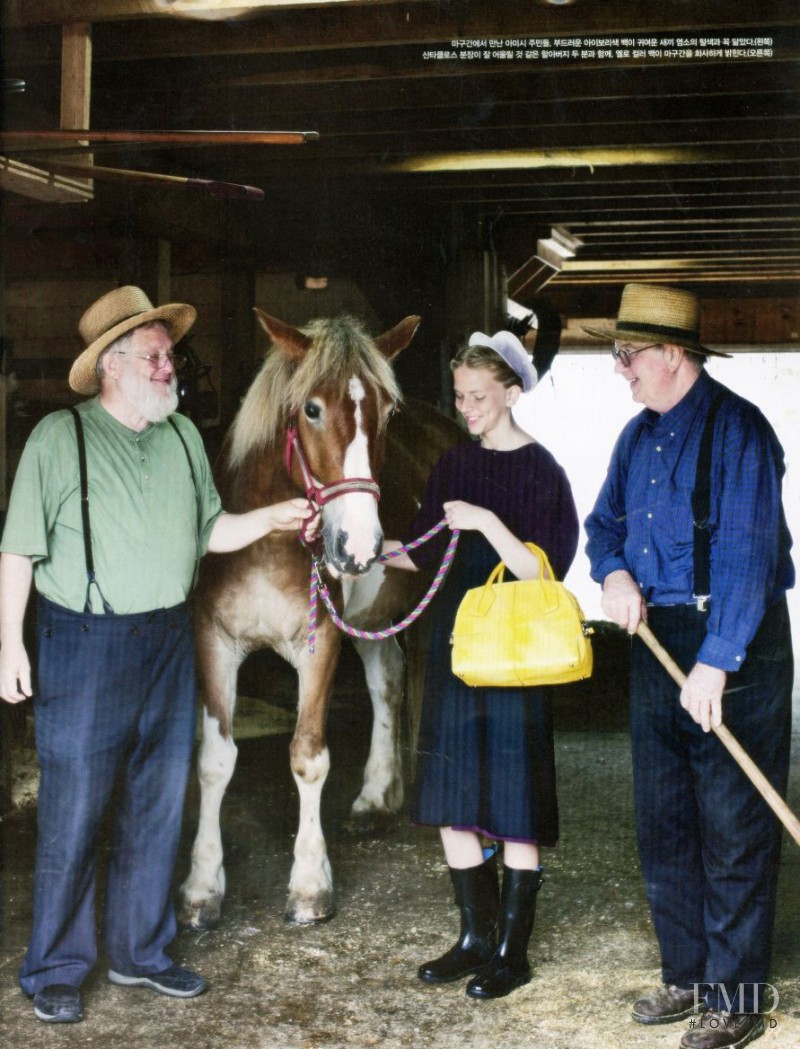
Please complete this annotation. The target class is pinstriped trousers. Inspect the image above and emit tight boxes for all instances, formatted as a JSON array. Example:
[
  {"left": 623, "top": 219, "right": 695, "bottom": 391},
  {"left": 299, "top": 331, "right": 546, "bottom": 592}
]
[{"left": 19, "top": 596, "right": 196, "bottom": 995}]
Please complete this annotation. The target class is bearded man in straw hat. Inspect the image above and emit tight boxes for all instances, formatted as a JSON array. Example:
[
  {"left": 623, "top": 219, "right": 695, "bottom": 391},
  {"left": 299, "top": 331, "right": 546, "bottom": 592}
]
[
  {"left": 583, "top": 284, "right": 794, "bottom": 1049},
  {"left": 0, "top": 286, "right": 315, "bottom": 1024}
]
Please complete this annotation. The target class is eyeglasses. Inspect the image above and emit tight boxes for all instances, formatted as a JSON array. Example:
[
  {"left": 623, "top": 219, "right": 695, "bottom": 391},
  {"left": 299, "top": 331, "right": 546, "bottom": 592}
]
[
  {"left": 611, "top": 342, "right": 661, "bottom": 367},
  {"left": 116, "top": 351, "right": 187, "bottom": 371}
]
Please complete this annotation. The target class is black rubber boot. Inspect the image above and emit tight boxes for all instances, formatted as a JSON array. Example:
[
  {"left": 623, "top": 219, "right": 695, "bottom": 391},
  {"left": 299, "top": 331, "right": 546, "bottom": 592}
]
[
  {"left": 418, "top": 857, "right": 500, "bottom": 984},
  {"left": 465, "top": 865, "right": 543, "bottom": 1000}
]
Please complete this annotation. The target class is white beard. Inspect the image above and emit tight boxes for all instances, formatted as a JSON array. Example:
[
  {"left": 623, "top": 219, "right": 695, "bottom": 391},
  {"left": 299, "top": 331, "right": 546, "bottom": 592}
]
[{"left": 118, "top": 366, "right": 179, "bottom": 423}]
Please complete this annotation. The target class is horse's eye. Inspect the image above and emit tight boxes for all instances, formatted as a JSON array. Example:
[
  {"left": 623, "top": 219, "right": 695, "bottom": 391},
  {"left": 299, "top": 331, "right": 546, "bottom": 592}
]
[{"left": 303, "top": 402, "right": 321, "bottom": 421}]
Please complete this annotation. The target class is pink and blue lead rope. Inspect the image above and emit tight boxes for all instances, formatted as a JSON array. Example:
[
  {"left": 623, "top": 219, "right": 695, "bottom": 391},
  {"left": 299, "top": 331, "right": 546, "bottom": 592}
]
[{"left": 306, "top": 518, "right": 459, "bottom": 651}]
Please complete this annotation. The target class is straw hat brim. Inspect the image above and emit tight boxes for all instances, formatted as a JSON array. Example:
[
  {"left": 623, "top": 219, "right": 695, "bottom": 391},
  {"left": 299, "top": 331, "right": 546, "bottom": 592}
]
[
  {"left": 581, "top": 322, "right": 731, "bottom": 358},
  {"left": 69, "top": 302, "right": 197, "bottom": 395}
]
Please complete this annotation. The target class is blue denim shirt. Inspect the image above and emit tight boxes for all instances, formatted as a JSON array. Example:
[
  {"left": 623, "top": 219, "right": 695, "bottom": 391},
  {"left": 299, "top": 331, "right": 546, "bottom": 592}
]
[{"left": 585, "top": 370, "right": 794, "bottom": 671}]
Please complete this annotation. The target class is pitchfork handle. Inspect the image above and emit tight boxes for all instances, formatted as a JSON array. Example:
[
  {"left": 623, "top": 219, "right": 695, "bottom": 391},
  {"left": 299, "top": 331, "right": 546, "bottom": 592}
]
[{"left": 636, "top": 620, "right": 800, "bottom": 849}]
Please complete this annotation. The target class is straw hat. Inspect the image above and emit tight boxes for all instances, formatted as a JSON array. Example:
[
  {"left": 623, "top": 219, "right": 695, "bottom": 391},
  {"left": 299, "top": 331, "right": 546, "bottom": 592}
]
[
  {"left": 581, "top": 283, "right": 731, "bottom": 358},
  {"left": 69, "top": 285, "right": 197, "bottom": 395}
]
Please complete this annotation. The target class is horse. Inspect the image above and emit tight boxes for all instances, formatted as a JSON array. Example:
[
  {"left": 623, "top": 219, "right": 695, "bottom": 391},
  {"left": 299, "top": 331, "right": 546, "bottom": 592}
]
[{"left": 178, "top": 310, "right": 465, "bottom": 927}]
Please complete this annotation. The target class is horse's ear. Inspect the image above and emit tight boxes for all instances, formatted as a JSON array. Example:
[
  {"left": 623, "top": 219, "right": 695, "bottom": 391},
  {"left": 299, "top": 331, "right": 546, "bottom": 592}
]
[
  {"left": 254, "top": 308, "right": 312, "bottom": 361},
  {"left": 374, "top": 315, "right": 421, "bottom": 361}
]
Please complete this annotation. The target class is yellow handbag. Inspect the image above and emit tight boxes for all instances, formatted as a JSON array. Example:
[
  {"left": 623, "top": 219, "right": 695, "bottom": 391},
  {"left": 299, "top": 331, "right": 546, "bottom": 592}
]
[{"left": 450, "top": 543, "right": 593, "bottom": 688}]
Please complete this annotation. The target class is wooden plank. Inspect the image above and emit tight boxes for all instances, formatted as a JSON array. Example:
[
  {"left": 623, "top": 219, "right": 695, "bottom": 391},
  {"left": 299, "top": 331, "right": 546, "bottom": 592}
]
[
  {"left": 37, "top": 157, "right": 265, "bottom": 199},
  {"left": 0, "top": 130, "right": 320, "bottom": 151},
  {"left": 60, "top": 23, "right": 91, "bottom": 128},
  {"left": 60, "top": 22, "right": 93, "bottom": 194},
  {"left": 0, "top": 155, "right": 93, "bottom": 202}
]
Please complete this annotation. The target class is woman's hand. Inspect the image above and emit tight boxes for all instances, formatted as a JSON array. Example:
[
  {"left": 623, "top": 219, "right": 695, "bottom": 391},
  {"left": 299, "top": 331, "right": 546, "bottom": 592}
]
[
  {"left": 443, "top": 501, "right": 540, "bottom": 579},
  {"left": 443, "top": 500, "right": 495, "bottom": 533}
]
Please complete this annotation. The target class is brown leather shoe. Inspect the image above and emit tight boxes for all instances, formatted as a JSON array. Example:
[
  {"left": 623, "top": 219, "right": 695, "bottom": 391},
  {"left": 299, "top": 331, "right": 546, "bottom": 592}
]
[
  {"left": 632, "top": 983, "right": 701, "bottom": 1024},
  {"left": 680, "top": 1011, "right": 765, "bottom": 1049}
]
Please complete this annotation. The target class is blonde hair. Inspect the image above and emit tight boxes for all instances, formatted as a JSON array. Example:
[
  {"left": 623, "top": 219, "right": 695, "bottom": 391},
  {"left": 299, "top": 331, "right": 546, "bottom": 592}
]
[{"left": 450, "top": 342, "right": 521, "bottom": 389}]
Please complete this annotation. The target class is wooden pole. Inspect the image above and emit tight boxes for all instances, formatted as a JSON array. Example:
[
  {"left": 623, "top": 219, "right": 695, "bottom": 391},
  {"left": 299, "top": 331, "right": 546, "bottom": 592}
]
[
  {"left": 636, "top": 621, "right": 800, "bottom": 847},
  {"left": 0, "top": 130, "right": 319, "bottom": 151},
  {"left": 35, "top": 158, "right": 265, "bottom": 200}
]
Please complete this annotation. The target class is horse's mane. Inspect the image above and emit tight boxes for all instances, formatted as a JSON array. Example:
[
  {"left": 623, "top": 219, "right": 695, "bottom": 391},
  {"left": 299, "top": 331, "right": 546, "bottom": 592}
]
[{"left": 228, "top": 314, "right": 402, "bottom": 468}]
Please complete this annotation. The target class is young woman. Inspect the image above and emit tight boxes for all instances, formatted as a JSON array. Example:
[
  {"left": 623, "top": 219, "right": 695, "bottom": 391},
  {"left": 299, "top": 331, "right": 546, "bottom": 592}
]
[{"left": 385, "top": 330, "right": 579, "bottom": 1000}]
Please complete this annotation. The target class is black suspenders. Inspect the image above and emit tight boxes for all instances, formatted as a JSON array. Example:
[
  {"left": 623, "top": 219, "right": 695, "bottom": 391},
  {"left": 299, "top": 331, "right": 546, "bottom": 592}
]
[
  {"left": 690, "top": 391, "right": 726, "bottom": 610},
  {"left": 69, "top": 408, "right": 199, "bottom": 614},
  {"left": 69, "top": 407, "right": 115, "bottom": 614}
]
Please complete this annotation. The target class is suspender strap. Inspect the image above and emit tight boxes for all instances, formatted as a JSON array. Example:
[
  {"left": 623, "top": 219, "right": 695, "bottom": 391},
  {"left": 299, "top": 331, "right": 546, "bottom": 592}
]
[
  {"left": 168, "top": 416, "right": 201, "bottom": 588},
  {"left": 69, "top": 410, "right": 202, "bottom": 611},
  {"left": 167, "top": 416, "right": 200, "bottom": 528},
  {"left": 691, "top": 391, "right": 726, "bottom": 607},
  {"left": 69, "top": 407, "right": 115, "bottom": 615}
]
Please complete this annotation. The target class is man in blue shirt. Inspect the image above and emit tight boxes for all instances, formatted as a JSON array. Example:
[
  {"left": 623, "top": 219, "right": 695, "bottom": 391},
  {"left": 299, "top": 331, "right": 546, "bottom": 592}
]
[{"left": 584, "top": 284, "right": 794, "bottom": 1049}]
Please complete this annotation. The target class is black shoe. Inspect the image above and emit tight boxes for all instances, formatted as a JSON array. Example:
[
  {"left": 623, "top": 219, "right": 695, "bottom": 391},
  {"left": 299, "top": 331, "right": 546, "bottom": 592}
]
[
  {"left": 467, "top": 958, "right": 532, "bottom": 1000},
  {"left": 466, "top": 866, "right": 542, "bottom": 1001},
  {"left": 632, "top": 984, "right": 702, "bottom": 1025},
  {"left": 418, "top": 857, "right": 499, "bottom": 984},
  {"left": 418, "top": 939, "right": 495, "bottom": 985},
  {"left": 108, "top": 964, "right": 207, "bottom": 998},
  {"left": 32, "top": 984, "right": 84, "bottom": 1023}
]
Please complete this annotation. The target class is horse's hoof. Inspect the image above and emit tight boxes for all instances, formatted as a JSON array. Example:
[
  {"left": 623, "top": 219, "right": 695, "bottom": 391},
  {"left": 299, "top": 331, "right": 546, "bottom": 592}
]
[
  {"left": 179, "top": 896, "right": 222, "bottom": 932},
  {"left": 284, "top": 896, "right": 336, "bottom": 926},
  {"left": 183, "top": 914, "right": 220, "bottom": 934}
]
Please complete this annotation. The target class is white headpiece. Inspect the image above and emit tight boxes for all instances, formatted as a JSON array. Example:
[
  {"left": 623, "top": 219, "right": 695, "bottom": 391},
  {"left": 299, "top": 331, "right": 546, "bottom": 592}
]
[{"left": 467, "top": 330, "right": 538, "bottom": 392}]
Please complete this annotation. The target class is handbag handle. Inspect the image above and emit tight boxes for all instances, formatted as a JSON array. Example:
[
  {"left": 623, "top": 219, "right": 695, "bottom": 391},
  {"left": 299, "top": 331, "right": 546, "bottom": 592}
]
[{"left": 476, "top": 542, "right": 557, "bottom": 615}]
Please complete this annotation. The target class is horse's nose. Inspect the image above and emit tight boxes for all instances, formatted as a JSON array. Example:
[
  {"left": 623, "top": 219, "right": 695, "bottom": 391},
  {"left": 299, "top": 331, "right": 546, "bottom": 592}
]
[
  {"left": 334, "top": 532, "right": 348, "bottom": 563},
  {"left": 334, "top": 532, "right": 361, "bottom": 574},
  {"left": 332, "top": 531, "right": 376, "bottom": 576}
]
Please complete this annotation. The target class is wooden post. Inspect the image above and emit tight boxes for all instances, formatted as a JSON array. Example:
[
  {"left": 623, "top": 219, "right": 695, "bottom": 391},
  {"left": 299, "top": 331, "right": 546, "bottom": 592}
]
[{"left": 60, "top": 22, "right": 93, "bottom": 189}]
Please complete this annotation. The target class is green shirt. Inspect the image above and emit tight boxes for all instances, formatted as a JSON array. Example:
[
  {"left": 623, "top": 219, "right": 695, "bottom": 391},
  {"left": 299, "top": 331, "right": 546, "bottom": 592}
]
[{"left": 1, "top": 398, "right": 224, "bottom": 613}]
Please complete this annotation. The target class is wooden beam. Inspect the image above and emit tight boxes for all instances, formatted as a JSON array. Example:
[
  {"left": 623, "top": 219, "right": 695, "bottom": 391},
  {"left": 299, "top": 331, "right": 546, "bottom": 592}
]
[
  {"left": 60, "top": 22, "right": 93, "bottom": 193},
  {"left": 0, "top": 130, "right": 319, "bottom": 151},
  {"left": 0, "top": 155, "right": 93, "bottom": 202},
  {"left": 60, "top": 23, "right": 91, "bottom": 128},
  {"left": 0, "top": 23, "right": 95, "bottom": 202},
  {"left": 36, "top": 157, "right": 266, "bottom": 199}
]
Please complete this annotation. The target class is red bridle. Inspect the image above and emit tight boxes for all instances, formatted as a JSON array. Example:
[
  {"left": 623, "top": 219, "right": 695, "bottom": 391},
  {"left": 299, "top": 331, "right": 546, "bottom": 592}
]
[{"left": 284, "top": 411, "right": 381, "bottom": 546}]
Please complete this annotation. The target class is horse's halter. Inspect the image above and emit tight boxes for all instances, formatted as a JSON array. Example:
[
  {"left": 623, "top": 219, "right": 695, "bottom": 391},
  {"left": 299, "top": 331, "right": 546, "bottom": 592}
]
[{"left": 285, "top": 410, "right": 381, "bottom": 547}]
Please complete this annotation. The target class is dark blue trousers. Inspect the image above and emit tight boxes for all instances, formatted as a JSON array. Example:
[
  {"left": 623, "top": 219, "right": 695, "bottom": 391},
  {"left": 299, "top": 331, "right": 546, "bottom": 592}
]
[
  {"left": 19, "top": 597, "right": 197, "bottom": 995},
  {"left": 630, "top": 600, "right": 793, "bottom": 1014}
]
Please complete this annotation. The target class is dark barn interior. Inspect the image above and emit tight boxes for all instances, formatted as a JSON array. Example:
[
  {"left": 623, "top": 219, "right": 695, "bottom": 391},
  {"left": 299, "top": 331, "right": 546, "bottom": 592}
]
[{"left": 1, "top": 3, "right": 800, "bottom": 1047}]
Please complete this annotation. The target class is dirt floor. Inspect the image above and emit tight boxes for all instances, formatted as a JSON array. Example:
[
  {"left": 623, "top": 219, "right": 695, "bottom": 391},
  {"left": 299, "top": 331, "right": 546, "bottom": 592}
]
[{"left": 1, "top": 650, "right": 799, "bottom": 1049}]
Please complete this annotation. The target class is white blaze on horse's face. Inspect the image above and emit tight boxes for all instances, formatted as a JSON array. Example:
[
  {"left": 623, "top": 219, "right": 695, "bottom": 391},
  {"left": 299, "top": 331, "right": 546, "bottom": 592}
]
[{"left": 322, "top": 375, "right": 383, "bottom": 575}]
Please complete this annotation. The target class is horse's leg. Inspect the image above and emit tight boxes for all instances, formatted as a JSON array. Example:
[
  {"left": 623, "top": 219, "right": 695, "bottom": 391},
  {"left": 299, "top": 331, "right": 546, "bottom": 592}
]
[
  {"left": 347, "top": 635, "right": 405, "bottom": 833},
  {"left": 179, "top": 622, "right": 241, "bottom": 931},
  {"left": 286, "top": 622, "right": 341, "bottom": 924}
]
